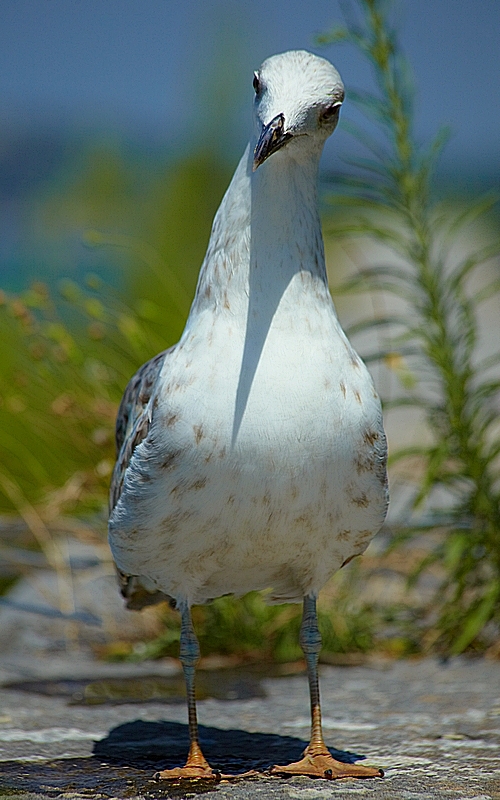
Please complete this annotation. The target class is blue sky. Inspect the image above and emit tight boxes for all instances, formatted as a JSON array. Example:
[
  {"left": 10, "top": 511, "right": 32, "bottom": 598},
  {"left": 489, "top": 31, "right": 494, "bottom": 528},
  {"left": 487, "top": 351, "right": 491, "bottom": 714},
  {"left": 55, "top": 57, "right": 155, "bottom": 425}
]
[{"left": 1, "top": 0, "right": 499, "bottom": 178}]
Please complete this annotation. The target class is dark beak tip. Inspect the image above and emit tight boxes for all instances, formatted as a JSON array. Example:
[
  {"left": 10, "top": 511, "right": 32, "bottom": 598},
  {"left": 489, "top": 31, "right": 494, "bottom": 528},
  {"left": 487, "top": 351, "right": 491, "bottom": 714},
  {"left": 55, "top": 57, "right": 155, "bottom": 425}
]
[{"left": 253, "top": 113, "right": 290, "bottom": 171}]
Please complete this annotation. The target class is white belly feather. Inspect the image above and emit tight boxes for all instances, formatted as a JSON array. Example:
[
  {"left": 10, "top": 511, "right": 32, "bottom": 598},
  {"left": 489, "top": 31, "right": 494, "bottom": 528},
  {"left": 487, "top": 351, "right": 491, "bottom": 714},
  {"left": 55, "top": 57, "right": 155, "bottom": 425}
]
[{"left": 109, "top": 297, "right": 388, "bottom": 606}]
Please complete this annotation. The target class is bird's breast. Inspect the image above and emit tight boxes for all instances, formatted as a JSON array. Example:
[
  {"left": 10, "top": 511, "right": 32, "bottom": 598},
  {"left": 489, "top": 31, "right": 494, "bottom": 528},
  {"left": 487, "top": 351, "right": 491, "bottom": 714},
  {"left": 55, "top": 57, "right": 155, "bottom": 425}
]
[
  {"left": 153, "top": 298, "right": 384, "bottom": 476},
  {"left": 109, "top": 294, "right": 388, "bottom": 604}
]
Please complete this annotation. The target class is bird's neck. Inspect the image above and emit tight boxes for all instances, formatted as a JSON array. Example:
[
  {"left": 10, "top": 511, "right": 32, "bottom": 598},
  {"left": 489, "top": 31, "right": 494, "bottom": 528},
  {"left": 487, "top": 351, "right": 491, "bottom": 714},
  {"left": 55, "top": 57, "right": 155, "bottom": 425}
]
[{"left": 189, "top": 143, "right": 330, "bottom": 321}]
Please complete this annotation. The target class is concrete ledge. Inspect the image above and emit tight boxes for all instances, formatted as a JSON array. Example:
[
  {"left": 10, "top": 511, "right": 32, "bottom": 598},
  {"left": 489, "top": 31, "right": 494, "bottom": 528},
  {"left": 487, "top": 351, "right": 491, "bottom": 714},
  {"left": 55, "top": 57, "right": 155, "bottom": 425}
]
[{"left": 1, "top": 656, "right": 499, "bottom": 798}]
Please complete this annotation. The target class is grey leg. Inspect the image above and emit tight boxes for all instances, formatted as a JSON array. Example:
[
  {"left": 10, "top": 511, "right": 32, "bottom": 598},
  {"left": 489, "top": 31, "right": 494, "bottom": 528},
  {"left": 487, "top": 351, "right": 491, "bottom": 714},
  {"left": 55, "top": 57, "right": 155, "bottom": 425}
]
[
  {"left": 179, "top": 605, "right": 207, "bottom": 765},
  {"left": 271, "top": 595, "right": 383, "bottom": 779},
  {"left": 155, "top": 605, "right": 214, "bottom": 779},
  {"left": 300, "top": 595, "right": 327, "bottom": 756}
]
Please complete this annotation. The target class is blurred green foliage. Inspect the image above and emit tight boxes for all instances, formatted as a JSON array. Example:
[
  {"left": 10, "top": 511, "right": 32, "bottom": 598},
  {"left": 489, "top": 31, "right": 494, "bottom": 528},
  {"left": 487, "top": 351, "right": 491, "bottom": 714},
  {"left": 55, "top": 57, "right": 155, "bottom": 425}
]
[
  {"left": 321, "top": 0, "right": 500, "bottom": 654},
  {"left": 0, "top": 129, "right": 391, "bottom": 662},
  {"left": 101, "top": 572, "right": 377, "bottom": 664},
  {"left": 0, "top": 147, "right": 230, "bottom": 516},
  {"left": 1, "top": 0, "right": 499, "bottom": 661}
]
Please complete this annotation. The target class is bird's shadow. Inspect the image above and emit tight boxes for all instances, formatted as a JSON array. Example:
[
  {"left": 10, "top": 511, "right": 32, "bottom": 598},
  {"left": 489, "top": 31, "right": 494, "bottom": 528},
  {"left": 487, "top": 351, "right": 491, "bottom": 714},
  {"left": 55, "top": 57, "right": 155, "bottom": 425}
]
[
  {"left": 93, "top": 719, "right": 367, "bottom": 775},
  {"left": 0, "top": 720, "right": 372, "bottom": 798}
]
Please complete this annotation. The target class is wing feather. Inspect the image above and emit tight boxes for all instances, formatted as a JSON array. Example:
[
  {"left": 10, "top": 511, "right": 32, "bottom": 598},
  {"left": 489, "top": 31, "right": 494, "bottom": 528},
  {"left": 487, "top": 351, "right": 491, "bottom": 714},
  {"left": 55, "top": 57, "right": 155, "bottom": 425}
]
[
  {"left": 109, "top": 347, "right": 175, "bottom": 611},
  {"left": 110, "top": 348, "right": 172, "bottom": 513}
]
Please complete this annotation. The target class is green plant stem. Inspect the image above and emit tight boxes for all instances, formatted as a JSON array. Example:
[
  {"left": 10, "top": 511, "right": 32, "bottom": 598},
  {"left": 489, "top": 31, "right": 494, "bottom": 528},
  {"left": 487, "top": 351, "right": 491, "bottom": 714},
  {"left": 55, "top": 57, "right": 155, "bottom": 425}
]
[{"left": 324, "top": 0, "right": 500, "bottom": 652}]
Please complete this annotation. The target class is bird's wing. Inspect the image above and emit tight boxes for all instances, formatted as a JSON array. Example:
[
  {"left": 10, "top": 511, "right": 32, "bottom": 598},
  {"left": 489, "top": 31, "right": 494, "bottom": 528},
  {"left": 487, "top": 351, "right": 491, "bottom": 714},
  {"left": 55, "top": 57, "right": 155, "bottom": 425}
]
[
  {"left": 110, "top": 347, "right": 173, "bottom": 513},
  {"left": 110, "top": 346, "right": 175, "bottom": 610}
]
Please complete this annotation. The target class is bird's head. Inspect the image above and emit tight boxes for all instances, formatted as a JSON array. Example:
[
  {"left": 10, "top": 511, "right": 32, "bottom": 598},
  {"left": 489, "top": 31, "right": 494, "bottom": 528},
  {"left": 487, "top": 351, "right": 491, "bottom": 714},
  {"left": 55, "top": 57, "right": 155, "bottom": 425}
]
[{"left": 252, "top": 50, "right": 344, "bottom": 172}]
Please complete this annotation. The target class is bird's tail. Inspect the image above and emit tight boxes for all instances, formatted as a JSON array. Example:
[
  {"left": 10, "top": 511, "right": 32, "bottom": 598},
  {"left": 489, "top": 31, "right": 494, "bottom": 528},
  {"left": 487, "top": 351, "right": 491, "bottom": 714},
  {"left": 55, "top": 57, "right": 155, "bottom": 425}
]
[{"left": 116, "top": 568, "right": 174, "bottom": 611}]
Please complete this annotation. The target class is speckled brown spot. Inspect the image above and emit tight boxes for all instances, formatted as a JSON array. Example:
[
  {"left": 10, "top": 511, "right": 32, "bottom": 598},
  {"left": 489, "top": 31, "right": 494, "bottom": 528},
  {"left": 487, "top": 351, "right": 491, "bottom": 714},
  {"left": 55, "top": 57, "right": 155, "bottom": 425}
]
[
  {"left": 262, "top": 491, "right": 271, "bottom": 506},
  {"left": 290, "top": 484, "right": 299, "bottom": 500},
  {"left": 355, "top": 450, "right": 375, "bottom": 474},
  {"left": 190, "top": 478, "right": 207, "bottom": 490},
  {"left": 161, "top": 510, "right": 192, "bottom": 533},
  {"left": 353, "top": 530, "right": 373, "bottom": 549},
  {"left": 351, "top": 492, "right": 369, "bottom": 508},
  {"left": 219, "top": 445, "right": 227, "bottom": 459},
  {"left": 363, "top": 429, "right": 380, "bottom": 446},
  {"left": 338, "top": 529, "right": 352, "bottom": 542},
  {"left": 204, "top": 283, "right": 212, "bottom": 299},
  {"left": 165, "top": 412, "right": 178, "bottom": 427},
  {"left": 193, "top": 424, "right": 204, "bottom": 444},
  {"left": 223, "top": 291, "right": 231, "bottom": 310},
  {"left": 327, "top": 511, "right": 336, "bottom": 526},
  {"left": 353, "top": 389, "right": 362, "bottom": 404},
  {"left": 227, "top": 494, "right": 235, "bottom": 505},
  {"left": 161, "top": 450, "right": 181, "bottom": 470},
  {"left": 340, "top": 381, "right": 347, "bottom": 398},
  {"left": 293, "top": 514, "right": 314, "bottom": 534}
]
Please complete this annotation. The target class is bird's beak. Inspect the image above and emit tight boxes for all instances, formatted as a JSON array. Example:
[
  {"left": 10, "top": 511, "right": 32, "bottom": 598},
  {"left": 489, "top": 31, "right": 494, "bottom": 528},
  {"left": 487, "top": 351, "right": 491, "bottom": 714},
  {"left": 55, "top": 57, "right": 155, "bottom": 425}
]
[{"left": 253, "top": 113, "right": 293, "bottom": 171}]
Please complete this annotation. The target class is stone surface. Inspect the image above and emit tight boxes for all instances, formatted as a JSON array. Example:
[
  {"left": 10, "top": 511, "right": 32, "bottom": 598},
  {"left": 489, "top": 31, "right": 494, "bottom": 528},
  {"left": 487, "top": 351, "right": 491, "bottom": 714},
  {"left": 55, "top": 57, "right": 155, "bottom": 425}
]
[
  {"left": 0, "top": 565, "right": 162, "bottom": 656},
  {"left": 0, "top": 655, "right": 499, "bottom": 798}
]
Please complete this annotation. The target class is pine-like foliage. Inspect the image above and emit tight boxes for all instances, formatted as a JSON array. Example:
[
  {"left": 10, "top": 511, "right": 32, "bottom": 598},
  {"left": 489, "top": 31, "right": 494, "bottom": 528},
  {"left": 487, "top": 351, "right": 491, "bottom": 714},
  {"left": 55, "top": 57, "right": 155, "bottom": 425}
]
[{"left": 320, "top": 0, "right": 500, "bottom": 654}]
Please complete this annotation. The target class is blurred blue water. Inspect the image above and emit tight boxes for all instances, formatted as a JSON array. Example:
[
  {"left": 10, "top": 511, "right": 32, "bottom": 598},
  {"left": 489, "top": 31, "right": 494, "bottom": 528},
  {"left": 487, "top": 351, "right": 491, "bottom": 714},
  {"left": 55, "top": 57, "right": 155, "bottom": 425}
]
[{"left": 1, "top": 0, "right": 499, "bottom": 290}]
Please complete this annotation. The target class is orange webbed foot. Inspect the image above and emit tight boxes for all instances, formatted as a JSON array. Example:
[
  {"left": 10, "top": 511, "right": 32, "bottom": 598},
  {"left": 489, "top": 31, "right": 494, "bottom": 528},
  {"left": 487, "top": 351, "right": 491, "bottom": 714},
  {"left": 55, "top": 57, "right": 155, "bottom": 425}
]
[
  {"left": 271, "top": 749, "right": 383, "bottom": 780},
  {"left": 154, "top": 764, "right": 221, "bottom": 781}
]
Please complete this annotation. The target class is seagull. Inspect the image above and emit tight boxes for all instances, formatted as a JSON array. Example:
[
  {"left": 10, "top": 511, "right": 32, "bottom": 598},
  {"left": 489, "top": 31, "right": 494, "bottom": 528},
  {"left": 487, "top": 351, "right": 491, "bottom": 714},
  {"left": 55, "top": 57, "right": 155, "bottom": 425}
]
[{"left": 108, "top": 50, "right": 388, "bottom": 781}]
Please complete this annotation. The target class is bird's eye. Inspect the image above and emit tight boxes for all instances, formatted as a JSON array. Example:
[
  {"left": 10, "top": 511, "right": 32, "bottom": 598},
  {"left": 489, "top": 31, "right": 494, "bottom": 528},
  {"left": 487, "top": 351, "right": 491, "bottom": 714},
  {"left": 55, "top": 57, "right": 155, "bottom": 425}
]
[
  {"left": 253, "top": 72, "right": 261, "bottom": 95},
  {"left": 319, "top": 101, "right": 342, "bottom": 124}
]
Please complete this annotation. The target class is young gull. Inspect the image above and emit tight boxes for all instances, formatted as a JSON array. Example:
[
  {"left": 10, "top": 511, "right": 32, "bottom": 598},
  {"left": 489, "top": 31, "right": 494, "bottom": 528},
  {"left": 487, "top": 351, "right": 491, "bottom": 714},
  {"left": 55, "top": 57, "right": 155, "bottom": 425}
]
[{"left": 109, "top": 49, "right": 388, "bottom": 781}]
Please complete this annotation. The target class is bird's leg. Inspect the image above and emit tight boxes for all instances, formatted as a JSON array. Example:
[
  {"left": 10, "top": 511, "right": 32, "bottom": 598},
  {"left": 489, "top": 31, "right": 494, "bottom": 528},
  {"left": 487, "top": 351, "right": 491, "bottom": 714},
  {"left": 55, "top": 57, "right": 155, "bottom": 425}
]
[
  {"left": 271, "top": 595, "right": 383, "bottom": 780},
  {"left": 155, "top": 605, "right": 218, "bottom": 781}
]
